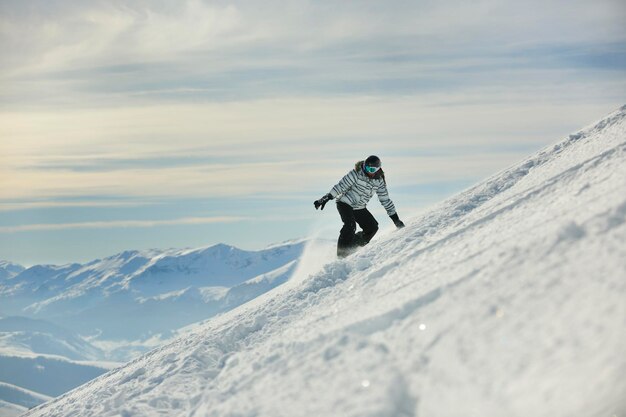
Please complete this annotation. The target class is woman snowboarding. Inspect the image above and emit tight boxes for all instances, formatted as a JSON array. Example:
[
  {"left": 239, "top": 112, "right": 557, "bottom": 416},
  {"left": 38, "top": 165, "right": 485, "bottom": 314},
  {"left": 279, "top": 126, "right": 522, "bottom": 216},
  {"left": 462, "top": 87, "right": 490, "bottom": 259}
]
[{"left": 314, "top": 155, "right": 405, "bottom": 257}]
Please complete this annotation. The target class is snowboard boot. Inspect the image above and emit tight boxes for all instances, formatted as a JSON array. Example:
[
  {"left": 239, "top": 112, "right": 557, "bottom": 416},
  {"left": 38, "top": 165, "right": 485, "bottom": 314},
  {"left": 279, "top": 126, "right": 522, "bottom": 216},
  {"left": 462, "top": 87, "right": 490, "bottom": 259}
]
[
  {"left": 337, "top": 243, "right": 359, "bottom": 258},
  {"left": 354, "top": 231, "right": 367, "bottom": 247}
]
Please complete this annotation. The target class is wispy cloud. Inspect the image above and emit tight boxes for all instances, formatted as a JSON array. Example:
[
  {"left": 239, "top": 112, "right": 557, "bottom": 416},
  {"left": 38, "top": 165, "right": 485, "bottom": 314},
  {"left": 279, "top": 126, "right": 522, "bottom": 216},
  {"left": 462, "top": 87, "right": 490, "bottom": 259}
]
[
  {"left": 1, "top": 0, "right": 624, "bottom": 108},
  {"left": 3, "top": 0, "right": 624, "bottom": 76},
  {"left": 1, "top": 0, "right": 624, "bottom": 263},
  {"left": 0, "top": 216, "right": 248, "bottom": 233},
  {"left": 0, "top": 200, "right": 152, "bottom": 212},
  {"left": 0, "top": 1, "right": 245, "bottom": 77},
  {"left": 1, "top": 97, "right": 619, "bottom": 202}
]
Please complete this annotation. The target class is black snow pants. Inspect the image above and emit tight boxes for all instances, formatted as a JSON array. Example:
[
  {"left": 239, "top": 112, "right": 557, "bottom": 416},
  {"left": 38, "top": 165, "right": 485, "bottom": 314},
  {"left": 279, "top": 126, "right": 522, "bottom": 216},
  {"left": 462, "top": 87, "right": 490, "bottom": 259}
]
[{"left": 336, "top": 201, "right": 379, "bottom": 258}]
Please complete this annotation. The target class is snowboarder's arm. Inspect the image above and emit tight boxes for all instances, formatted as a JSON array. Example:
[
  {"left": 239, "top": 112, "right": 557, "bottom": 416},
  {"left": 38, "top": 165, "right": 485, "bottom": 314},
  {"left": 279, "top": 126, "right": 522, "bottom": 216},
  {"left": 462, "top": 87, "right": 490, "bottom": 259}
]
[
  {"left": 376, "top": 181, "right": 397, "bottom": 217},
  {"left": 330, "top": 170, "right": 358, "bottom": 198},
  {"left": 377, "top": 182, "right": 405, "bottom": 228}
]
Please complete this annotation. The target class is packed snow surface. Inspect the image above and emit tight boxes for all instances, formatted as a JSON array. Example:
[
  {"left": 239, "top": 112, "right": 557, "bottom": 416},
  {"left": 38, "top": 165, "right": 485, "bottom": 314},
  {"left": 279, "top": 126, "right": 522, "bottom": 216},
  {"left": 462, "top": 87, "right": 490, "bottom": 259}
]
[{"left": 26, "top": 107, "right": 626, "bottom": 417}]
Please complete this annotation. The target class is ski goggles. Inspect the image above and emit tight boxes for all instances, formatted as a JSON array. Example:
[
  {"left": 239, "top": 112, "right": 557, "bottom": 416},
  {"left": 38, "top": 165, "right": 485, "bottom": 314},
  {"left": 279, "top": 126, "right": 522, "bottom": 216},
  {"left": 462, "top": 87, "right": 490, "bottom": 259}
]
[{"left": 364, "top": 165, "right": 380, "bottom": 173}]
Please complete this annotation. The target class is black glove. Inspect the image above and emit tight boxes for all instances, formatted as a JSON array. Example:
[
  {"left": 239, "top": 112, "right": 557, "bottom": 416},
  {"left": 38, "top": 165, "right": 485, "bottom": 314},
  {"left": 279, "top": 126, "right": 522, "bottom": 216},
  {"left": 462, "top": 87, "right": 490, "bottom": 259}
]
[
  {"left": 390, "top": 213, "right": 405, "bottom": 229},
  {"left": 314, "top": 193, "right": 333, "bottom": 210}
]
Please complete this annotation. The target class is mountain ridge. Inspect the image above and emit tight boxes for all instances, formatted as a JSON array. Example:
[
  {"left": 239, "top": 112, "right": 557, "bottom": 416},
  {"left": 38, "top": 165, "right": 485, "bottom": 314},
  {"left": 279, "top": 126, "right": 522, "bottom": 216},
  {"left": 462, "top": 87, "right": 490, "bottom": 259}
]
[{"left": 0, "top": 240, "right": 306, "bottom": 349}]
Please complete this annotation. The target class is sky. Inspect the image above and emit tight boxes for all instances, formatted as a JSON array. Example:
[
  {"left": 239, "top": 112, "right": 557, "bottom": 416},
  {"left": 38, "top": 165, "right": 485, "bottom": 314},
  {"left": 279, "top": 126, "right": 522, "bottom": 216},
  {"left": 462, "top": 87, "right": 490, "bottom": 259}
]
[{"left": 1, "top": 0, "right": 625, "bottom": 266}]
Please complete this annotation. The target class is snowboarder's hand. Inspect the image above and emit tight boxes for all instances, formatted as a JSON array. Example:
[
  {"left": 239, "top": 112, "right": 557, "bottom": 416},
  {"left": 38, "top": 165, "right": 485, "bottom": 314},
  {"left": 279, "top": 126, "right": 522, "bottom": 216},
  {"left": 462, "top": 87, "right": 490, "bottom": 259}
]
[
  {"left": 314, "top": 193, "right": 333, "bottom": 210},
  {"left": 390, "top": 213, "right": 405, "bottom": 229}
]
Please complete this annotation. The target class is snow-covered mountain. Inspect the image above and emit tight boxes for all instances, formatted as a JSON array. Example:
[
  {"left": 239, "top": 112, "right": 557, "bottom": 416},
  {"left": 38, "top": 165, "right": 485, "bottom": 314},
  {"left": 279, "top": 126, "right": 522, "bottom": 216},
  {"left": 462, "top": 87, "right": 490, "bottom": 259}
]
[
  {"left": 0, "top": 241, "right": 307, "bottom": 415},
  {"left": 0, "top": 316, "right": 117, "bottom": 415},
  {"left": 0, "top": 354, "right": 114, "bottom": 398},
  {"left": 0, "top": 316, "right": 115, "bottom": 416},
  {"left": 0, "top": 316, "right": 104, "bottom": 361},
  {"left": 0, "top": 399, "right": 28, "bottom": 417},
  {"left": 0, "top": 381, "right": 52, "bottom": 410},
  {"left": 0, "top": 262, "right": 24, "bottom": 282},
  {"left": 24, "top": 105, "right": 626, "bottom": 417},
  {"left": 0, "top": 241, "right": 305, "bottom": 345}
]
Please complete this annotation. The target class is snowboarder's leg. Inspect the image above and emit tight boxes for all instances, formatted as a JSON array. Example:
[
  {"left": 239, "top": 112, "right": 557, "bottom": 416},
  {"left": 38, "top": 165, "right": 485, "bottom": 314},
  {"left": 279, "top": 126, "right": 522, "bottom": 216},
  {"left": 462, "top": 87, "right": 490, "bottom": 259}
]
[
  {"left": 354, "top": 208, "right": 379, "bottom": 246},
  {"left": 353, "top": 231, "right": 365, "bottom": 246},
  {"left": 336, "top": 202, "right": 358, "bottom": 257}
]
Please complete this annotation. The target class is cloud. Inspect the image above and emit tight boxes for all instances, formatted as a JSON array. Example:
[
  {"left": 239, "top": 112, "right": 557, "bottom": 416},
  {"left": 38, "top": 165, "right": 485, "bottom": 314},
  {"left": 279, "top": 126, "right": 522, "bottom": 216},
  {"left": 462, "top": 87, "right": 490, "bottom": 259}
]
[
  {"left": 0, "top": 215, "right": 248, "bottom": 233},
  {"left": 0, "top": 2, "right": 624, "bottom": 213},
  {"left": 0, "top": 1, "right": 246, "bottom": 76},
  {"left": 1, "top": 0, "right": 623, "bottom": 264},
  {"left": 1, "top": 97, "right": 620, "bottom": 203},
  {"left": 0, "top": 200, "right": 151, "bottom": 212},
  {"left": 1, "top": 0, "right": 624, "bottom": 92}
]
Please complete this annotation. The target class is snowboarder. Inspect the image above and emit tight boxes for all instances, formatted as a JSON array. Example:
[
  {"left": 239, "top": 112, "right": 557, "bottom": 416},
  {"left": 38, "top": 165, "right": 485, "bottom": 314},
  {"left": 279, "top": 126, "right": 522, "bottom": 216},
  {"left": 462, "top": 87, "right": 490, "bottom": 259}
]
[{"left": 314, "top": 155, "right": 405, "bottom": 258}]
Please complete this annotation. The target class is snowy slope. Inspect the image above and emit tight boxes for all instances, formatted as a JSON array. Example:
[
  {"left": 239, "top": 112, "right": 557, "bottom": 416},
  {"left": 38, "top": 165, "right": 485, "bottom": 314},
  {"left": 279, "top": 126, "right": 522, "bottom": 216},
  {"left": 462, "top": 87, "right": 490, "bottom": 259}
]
[{"left": 26, "top": 106, "right": 626, "bottom": 417}]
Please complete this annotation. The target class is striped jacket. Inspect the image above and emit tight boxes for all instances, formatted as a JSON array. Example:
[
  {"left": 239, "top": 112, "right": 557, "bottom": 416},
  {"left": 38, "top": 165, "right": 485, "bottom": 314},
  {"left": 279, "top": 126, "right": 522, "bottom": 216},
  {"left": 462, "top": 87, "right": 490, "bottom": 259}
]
[{"left": 329, "top": 161, "right": 397, "bottom": 216}]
